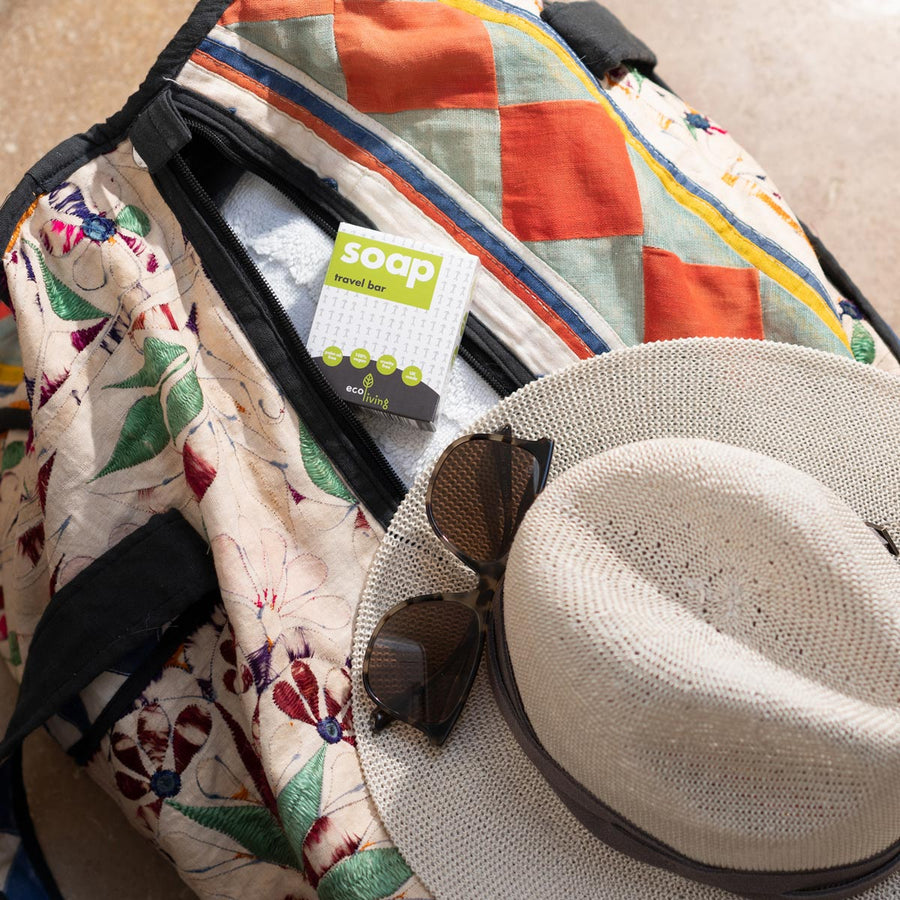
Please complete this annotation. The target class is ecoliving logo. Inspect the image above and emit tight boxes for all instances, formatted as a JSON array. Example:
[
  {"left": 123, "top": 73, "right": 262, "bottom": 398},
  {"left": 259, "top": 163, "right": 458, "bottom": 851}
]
[
  {"left": 325, "top": 231, "right": 443, "bottom": 310},
  {"left": 346, "top": 371, "right": 390, "bottom": 410}
]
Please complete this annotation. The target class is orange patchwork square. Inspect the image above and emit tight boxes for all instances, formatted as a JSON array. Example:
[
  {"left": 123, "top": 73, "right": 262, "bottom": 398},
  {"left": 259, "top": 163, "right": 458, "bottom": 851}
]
[
  {"left": 220, "top": 0, "right": 334, "bottom": 26},
  {"left": 499, "top": 100, "right": 642, "bottom": 243},
  {"left": 333, "top": 1, "right": 497, "bottom": 113},
  {"left": 642, "top": 247, "right": 764, "bottom": 342}
]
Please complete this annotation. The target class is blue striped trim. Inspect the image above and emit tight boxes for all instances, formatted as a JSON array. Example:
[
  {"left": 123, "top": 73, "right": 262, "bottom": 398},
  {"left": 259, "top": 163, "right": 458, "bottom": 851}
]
[
  {"left": 478, "top": 0, "right": 840, "bottom": 321},
  {"left": 197, "top": 37, "right": 611, "bottom": 355}
]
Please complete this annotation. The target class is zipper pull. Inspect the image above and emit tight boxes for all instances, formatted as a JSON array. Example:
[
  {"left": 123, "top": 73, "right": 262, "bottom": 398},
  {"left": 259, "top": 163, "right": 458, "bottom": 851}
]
[{"left": 129, "top": 89, "right": 192, "bottom": 175}]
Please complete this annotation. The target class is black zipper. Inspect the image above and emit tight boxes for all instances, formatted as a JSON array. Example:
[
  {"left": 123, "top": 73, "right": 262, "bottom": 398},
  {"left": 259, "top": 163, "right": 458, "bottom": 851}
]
[
  {"left": 184, "top": 116, "right": 339, "bottom": 238},
  {"left": 168, "top": 146, "right": 408, "bottom": 520}
]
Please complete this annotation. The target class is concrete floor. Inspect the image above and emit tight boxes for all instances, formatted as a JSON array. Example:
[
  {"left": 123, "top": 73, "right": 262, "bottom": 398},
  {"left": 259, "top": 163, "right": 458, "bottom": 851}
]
[{"left": 0, "top": 1, "right": 899, "bottom": 897}]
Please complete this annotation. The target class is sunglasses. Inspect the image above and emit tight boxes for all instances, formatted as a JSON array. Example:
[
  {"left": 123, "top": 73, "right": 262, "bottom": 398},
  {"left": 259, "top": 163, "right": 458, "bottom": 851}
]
[{"left": 362, "top": 426, "right": 554, "bottom": 745}]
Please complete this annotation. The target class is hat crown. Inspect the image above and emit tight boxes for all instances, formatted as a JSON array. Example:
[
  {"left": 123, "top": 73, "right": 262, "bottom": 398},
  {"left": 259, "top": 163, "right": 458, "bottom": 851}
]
[{"left": 504, "top": 437, "right": 900, "bottom": 872}]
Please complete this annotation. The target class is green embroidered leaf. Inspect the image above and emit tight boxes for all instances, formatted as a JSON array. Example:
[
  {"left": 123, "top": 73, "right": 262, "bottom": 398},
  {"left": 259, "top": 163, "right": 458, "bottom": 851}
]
[
  {"left": 851, "top": 321, "right": 876, "bottom": 365},
  {"left": 1, "top": 441, "right": 25, "bottom": 471},
  {"left": 166, "top": 370, "right": 204, "bottom": 438},
  {"left": 277, "top": 745, "right": 325, "bottom": 860},
  {"left": 94, "top": 393, "right": 169, "bottom": 479},
  {"left": 8, "top": 632, "right": 21, "bottom": 666},
  {"left": 298, "top": 420, "right": 355, "bottom": 503},
  {"left": 317, "top": 848, "right": 414, "bottom": 900},
  {"left": 24, "top": 240, "right": 106, "bottom": 321},
  {"left": 106, "top": 337, "right": 187, "bottom": 389},
  {"left": 167, "top": 801, "right": 298, "bottom": 870},
  {"left": 115, "top": 205, "right": 151, "bottom": 237}
]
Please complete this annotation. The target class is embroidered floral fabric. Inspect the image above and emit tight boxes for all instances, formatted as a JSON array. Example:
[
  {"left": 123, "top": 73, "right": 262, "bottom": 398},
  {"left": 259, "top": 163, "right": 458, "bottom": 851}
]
[
  {"left": 0, "top": 1, "right": 897, "bottom": 899},
  {"left": 1, "top": 145, "right": 426, "bottom": 898}
]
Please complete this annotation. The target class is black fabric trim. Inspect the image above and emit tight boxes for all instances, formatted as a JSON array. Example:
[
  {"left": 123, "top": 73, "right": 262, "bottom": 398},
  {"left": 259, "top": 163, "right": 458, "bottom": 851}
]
[
  {"left": 541, "top": 1, "right": 665, "bottom": 86},
  {"left": 459, "top": 314, "right": 535, "bottom": 397},
  {"left": 129, "top": 91, "right": 194, "bottom": 175},
  {"left": 9, "top": 747, "right": 64, "bottom": 900},
  {"left": 172, "top": 90, "right": 379, "bottom": 233},
  {"left": 0, "top": 0, "right": 231, "bottom": 259},
  {"left": 801, "top": 222, "right": 900, "bottom": 366},
  {"left": 486, "top": 589, "right": 900, "bottom": 899},
  {"left": 0, "top": 408, "right": 31, "bottom": 433},
  {"left": 67, "top": 596, "right": 221, "bottom": 766},
  {"left": 0, "top": 510, "right": 219, "bottom": 763}
]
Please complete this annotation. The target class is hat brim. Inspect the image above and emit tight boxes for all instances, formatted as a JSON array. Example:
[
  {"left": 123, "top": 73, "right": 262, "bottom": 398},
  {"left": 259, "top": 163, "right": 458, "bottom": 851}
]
[{"left": 352, "top": 338, "right": 900, "bottom": 900}]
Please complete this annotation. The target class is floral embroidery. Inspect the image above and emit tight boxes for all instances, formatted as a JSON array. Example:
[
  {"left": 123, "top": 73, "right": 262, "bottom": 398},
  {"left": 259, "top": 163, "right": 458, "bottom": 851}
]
[
  {"left": 95, "top": 335, "right": 205, "bottom": 479},
  {"left": 171, "top": 738, "right": 412, "bottom": 896},
  {"left": 683, "top": 110, "right": 728, "bottom": 139},
  {"left": 851, "top": 321, "right": 876, "bottom": 365},
  {"left": 110, "top": 703, "right": 212, "bottom": 833},
  {"left": 38, "top": 183, "right": 154, "bottom": 292},
  {"left": 214, "top": 529, "right": 351, "bottom": 688},
  {"left": 273, "top": 660, "right": 355, "bottom": 747}
]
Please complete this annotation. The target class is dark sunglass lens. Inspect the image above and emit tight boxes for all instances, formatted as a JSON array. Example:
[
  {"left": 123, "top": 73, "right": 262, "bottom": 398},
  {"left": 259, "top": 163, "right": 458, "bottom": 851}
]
[
  {"left": 430, "top": 439, "right": 540, "bottom": 564},
  {"left": 366, "top": 598, "right": 481, "bottom": 726}
]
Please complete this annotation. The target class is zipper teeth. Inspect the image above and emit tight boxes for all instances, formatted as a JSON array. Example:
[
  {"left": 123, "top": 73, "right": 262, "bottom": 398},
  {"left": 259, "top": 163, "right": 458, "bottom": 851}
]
[
  {"left": 169, "top": 149, "right": 407, "bottom": 502},
  {"left": 458, "top": 342, "right": 508, "bottom": 395},
  {"left": 184, "top": 117, "right": 337, "bottom": 237}
]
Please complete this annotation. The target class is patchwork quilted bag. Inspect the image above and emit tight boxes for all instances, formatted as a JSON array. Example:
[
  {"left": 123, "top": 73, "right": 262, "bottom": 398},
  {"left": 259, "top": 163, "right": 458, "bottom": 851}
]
[{"left": 0, "top": 0, "right": 898, "bottom": 897}]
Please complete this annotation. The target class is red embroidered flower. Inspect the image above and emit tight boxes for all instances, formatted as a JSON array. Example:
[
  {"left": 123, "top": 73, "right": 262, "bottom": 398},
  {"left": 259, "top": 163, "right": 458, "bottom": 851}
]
[
  {"left": 219, "top": 624, "right": 253, "bottom": 695},
  {"left": 38, "top": 182, "right": 156, "bottom": 291},
  {"left": 273, "top": 660, "right": 355, "bottom": 746},
  {"left": 110, "top": 702, "right": 212, "bottom": 832}
]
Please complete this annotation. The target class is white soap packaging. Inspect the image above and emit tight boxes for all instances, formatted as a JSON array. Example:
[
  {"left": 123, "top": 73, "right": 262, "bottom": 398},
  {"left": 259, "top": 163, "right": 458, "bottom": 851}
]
[{"left": 307, "top": 223, "right": 479, "bottom": 429}]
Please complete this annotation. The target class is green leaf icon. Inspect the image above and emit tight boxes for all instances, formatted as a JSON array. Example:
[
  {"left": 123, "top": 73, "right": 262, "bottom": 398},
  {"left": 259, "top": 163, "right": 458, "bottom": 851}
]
[
  {"left": 362, "top": 373, "right": 374, "bottom": 389},
  {"left": 1, "top": 441, "right": 25, "bottom": 472},
  {"left": 24, "top": 240, "right": 107, "bottom": 322},
  {"left": 317, "top": 848, "right": 413, "bottom": 900},
  {"left": 115, "top": 205, "right": 151, "bottom": 237},
  {"left": 277, "top": 745, "right": 326, "bottom": 864},
  {"left": 166, "top": 370, "right": 204, "bottom": 438},
  {"left": 167, "top": 801, "right": 298, "bottom": 870}
]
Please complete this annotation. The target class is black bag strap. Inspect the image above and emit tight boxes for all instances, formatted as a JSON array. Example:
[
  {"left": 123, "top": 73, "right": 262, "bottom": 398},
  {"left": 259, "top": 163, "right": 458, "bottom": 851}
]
[
  {"left": 0, "top": 510, "right": 219, "bottom": 897},
  {"left": 541, "top": 1, "right": 660, "bottom": 82},
  {"left": 0, "top": 510, "right": 219, "bottom": 764}
]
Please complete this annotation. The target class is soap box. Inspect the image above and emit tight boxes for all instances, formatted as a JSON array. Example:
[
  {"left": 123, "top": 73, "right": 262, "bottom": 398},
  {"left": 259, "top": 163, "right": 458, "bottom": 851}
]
[{"left": 307, "top": 223, "right": 479, "bottom": 429}]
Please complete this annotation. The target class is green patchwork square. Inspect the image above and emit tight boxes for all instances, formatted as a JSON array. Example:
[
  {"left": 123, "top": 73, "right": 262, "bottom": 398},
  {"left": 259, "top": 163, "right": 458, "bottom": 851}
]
[
  {"left": 627, "top": 146, "right": 749, "bottom": 270},
  {"left": 371, "top": 108, "right": 502, "bottom": 219},
  {"left": 227, "top": 15, "right": 347, "bottom": 100},
  {"left": 525, "top": 235, "right": 644, "bottom": 346},
  {"left": 485, "top": 21, "right": 594, "bottom": 107},
  {"left": 760, "top": 275, "right": 851, "bottom": 358}
]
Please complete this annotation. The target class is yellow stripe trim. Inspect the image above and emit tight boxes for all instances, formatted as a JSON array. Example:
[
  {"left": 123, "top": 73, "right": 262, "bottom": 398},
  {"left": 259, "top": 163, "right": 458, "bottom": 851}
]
[{"left": 440, "top": 0, "right": 850, "bottom": 351}]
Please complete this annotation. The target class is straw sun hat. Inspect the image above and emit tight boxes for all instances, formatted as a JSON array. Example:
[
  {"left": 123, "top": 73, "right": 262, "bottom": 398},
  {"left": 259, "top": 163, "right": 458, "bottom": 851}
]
[{"left": 352, "top": 338, "right": 900, "bottom": 899}]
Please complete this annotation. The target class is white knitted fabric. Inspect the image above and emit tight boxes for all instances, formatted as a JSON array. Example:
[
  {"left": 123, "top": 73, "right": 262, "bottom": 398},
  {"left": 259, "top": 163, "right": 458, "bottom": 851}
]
[
  {"left": 352, "top": 338, "right": 900, "bottom": 899},
  {"left": 222, "top": 173, "right": 499, "bottom": 484}
]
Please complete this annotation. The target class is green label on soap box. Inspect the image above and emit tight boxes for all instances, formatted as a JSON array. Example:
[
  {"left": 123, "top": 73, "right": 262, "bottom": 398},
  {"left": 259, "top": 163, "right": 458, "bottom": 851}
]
[{"left": 324, "top": 231, "right": 443, "bottom": 310}]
